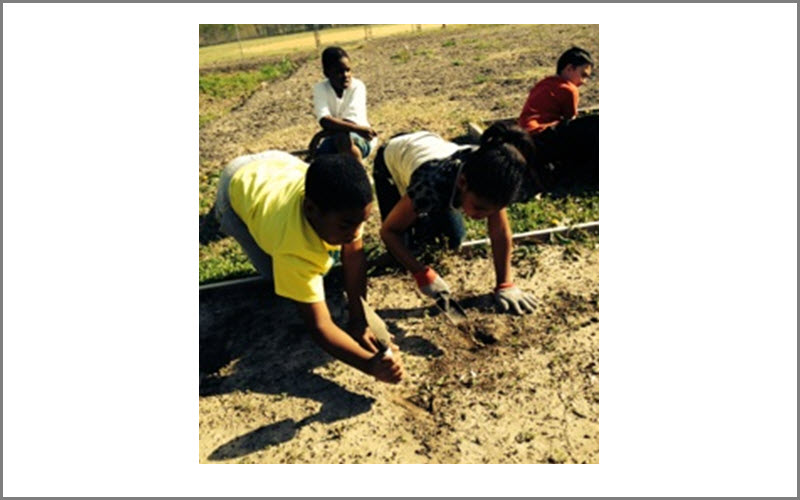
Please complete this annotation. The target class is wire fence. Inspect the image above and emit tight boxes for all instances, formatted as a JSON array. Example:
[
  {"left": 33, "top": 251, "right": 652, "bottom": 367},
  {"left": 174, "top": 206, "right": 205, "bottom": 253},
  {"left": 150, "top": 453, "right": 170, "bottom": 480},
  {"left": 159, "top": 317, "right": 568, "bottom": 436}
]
[{"left": 199, "top": 24, "right": 433, "bottom": 48}]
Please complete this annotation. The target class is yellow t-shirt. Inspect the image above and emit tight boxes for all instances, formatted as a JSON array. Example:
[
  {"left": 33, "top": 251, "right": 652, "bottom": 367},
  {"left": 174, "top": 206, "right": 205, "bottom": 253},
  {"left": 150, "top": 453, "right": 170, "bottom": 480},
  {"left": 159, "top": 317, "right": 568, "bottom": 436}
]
[{"left": 228, "top": 151, "right": 342, "bottom": 303}]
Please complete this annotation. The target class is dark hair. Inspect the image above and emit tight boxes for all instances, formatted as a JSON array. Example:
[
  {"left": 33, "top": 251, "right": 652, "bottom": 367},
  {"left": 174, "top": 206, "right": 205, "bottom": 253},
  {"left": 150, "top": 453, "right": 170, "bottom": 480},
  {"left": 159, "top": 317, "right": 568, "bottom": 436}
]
[
  {"left": 305, "top": 154, "right": 372, "bottom": 212},
  {"left": 321, "top": 46, "right": 349, "bottom": 72},
  {"left": 556, "top": 47, "right": 594, "bottom": 74},
  {"left": 461, "top": 123, "right": 532, "bottom": 207}
]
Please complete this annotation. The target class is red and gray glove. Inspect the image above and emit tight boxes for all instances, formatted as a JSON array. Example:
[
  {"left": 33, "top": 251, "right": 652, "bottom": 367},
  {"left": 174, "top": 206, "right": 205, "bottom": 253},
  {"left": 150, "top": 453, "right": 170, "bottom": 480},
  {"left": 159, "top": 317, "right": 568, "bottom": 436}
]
[
  {"left": 413, "top": 266, "right": 451, "bottom": 299},
  {"left": 494, "top": 283, "right": 536, "bottom": 314}
]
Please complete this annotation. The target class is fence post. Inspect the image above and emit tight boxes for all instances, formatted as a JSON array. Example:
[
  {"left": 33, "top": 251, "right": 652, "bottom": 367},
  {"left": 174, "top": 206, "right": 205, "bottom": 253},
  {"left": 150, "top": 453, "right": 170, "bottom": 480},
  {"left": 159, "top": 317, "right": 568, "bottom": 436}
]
[
  {"left": 234, "top": 24, "right": 244, "bottom": 61},
  {"left": 314, "top": 25, "right": 321, "bottom": 49}
]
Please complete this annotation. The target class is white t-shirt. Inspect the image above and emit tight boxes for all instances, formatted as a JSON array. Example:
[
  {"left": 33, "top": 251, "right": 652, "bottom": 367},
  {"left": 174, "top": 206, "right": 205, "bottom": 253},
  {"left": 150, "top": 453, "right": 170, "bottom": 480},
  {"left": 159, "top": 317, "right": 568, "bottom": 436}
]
[
  {"left": 312, "top": 78, "right": 370, "bottom": 127},
  {"left": 383, "top": 132, "right": 474, "bottom": 195}
]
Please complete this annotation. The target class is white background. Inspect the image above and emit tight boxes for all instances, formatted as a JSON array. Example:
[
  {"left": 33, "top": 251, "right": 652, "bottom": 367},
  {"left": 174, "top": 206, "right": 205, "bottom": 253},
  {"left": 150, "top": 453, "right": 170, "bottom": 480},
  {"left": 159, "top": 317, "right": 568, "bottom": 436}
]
[{"left": 3, "top": 3, "right": 797, "bottom": 497}]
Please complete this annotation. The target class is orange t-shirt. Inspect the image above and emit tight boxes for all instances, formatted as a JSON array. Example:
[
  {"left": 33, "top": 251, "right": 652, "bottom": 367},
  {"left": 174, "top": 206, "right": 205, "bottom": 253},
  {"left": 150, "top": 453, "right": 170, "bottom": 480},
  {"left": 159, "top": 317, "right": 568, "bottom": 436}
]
[{"left": 517, "top": 76, "right": 579, "bottom": 135}]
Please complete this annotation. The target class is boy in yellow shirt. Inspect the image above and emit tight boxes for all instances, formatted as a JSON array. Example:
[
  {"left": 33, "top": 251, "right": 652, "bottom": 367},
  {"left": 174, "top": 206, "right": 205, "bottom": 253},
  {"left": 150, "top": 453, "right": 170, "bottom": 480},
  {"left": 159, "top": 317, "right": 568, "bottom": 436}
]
[{"left": 214, "top": 151, "right": 403, "bottom": 384}]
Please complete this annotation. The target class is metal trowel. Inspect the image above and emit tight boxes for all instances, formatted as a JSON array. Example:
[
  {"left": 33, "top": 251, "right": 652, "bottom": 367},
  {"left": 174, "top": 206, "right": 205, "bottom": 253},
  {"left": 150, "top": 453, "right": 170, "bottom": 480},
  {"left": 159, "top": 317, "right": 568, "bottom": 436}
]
[
  {"left": 434, "top": 291, "right": 469, "bottom": 326},
  {"left": 360, "top": 296, "right": 394, "bottom": 357}
]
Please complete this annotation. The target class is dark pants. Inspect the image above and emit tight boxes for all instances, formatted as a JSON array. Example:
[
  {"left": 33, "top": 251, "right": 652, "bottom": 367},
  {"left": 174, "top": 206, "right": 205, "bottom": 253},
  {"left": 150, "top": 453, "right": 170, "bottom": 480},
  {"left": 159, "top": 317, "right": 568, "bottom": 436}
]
[
  {"left": 373, "top": 146, "right": 465, "bottom": 250},
  {"left": 533, "top": 114, "right": 599, "bottom": 190}
]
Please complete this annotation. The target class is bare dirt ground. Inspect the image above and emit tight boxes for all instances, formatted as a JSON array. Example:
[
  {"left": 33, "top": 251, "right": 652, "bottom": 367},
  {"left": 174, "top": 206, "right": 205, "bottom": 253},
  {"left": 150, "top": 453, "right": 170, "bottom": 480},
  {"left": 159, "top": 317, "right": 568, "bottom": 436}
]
[
  {"left": 200, "top": 243, "right": 598, "bottom": 463},
  {"left": 199, "top": 24, "right": 599, "bottom": 464}
]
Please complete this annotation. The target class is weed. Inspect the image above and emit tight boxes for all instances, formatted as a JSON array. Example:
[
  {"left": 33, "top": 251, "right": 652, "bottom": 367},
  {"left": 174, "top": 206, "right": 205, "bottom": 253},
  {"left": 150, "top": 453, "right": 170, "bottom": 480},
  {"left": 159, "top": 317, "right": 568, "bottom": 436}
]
[
  {"left": 492, "top": 98, "right": 510, "bottom": 111},
  {"left": 473, "top": 74, "right": 489, "bottom": 84},
  {"left": 515, "top": 431, "right": 535, "bottom": 443},
  {"left": 451, "top": 60, "right": 463, "bottom": 67},
  {"left": 512, "top": 243, "right": 539, "bottom": 261},
  {"left": 441, "top": 39, "right": 456, "bottom": 47},
  {"left": 390, "top": 48, "right": 412, "bottom": 64},
  {"left": 200, "top": 112, "right": 220, "bottom": 128}
]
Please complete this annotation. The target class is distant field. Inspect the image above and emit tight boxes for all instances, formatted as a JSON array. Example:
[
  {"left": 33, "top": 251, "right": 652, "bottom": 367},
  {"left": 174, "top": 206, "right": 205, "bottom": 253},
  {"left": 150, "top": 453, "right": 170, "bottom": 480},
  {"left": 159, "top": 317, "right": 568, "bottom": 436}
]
[{"left": 200, "top": 24, "right": 451, "bottom": 67}]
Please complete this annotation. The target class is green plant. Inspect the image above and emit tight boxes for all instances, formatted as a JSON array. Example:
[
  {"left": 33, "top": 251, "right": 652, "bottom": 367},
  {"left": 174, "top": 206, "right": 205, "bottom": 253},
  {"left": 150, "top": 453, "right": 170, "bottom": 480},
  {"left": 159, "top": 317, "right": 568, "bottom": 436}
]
[
  {"left": 390, "top": 48, "right": 411, "bottom": 64},
  {"left": 199, "top": 112, "right": 219, "bottom": 129}
]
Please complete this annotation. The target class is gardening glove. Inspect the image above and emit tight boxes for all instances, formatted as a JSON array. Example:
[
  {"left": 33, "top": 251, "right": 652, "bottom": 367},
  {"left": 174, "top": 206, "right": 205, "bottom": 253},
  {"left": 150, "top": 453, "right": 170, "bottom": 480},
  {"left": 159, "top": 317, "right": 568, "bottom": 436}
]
[
  {"left": 413, "top": 266, "right": 450, "bottom": 299},
  {"left": 494, "top": 283, "right": 536, "bottom": 314}
]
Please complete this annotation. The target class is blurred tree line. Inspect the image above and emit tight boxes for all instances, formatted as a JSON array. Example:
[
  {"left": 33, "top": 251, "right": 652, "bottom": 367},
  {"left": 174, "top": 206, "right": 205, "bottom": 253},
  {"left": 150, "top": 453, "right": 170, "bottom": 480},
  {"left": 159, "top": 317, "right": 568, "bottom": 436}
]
[{"left": 199, "top": 24, "right": 363, "bottom": 47}]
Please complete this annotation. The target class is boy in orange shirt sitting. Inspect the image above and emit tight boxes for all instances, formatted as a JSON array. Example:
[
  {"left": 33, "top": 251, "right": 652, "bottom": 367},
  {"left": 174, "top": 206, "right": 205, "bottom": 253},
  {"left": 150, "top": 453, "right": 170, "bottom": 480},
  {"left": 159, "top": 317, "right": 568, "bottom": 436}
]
[
  {"left": 518, "top": 47, "right": 593, "bottom": 135},
  {"left": 517, "top": 47, "right": 598, "bottom": 193}
]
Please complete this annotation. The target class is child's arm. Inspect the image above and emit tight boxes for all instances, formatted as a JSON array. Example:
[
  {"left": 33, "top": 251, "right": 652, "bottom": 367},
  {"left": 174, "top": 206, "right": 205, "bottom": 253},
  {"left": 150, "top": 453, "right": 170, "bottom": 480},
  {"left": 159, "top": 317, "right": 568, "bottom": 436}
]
[
  {"left": 295, "top": 300, "right": 403, "bottom": 384},
  {"left": 340, "top": 237, "right": 381, "bottom": 352},
  {"left": 559, "top": 85, "right": 579, "bottom": 120},
  {"left": 319, "top": 115, "right": 376, "bottom": 140},
  {"left": 487, "top": 208, "right": 513, "bottom": 286},
  {"left": 380, "top": 195, "right": 424, "bottom": 273},
  {"left": 380, "top": 195, "right": 450, "bottom": 298},
  {"left": 487, "top": 209, "right": 536, "bottom": 314}
]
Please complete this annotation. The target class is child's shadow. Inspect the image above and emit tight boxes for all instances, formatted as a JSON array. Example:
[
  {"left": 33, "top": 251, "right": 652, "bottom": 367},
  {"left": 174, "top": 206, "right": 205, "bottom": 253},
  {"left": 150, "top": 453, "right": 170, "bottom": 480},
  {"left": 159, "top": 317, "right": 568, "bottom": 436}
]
[
  {"left": 199, "top": 208, "right": 224, "bottom": 245},
  {"left": 199, "top": 279, "right": 442, "bottom": 461}
]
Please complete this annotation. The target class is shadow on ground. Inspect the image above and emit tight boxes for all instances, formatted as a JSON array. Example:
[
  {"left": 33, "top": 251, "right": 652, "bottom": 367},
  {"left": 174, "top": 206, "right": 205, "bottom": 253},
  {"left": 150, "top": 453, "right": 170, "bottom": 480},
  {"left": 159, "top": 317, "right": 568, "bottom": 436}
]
[{"left": 199, "top": 276, "right": 443, "bottom": 460}]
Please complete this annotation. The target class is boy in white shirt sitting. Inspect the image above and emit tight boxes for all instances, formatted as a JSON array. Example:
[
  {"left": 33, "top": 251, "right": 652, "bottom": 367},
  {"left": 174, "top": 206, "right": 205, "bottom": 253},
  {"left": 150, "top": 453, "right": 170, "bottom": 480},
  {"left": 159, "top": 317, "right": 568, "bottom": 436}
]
[{"left": 311, "top": 46, "right": 378, "bottom": 165}]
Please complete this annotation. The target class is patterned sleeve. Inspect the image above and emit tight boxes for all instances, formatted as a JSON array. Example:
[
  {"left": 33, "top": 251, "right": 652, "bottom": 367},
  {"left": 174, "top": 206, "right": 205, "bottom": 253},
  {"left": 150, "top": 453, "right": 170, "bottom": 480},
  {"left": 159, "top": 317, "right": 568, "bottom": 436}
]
[{"left": 406, "top": 162, "right": 445, "bottom": 217}]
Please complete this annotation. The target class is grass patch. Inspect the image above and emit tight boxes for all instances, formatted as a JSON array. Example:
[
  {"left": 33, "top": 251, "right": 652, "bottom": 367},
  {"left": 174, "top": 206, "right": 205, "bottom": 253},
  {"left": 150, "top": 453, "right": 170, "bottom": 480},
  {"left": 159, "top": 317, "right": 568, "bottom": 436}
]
[
  {"left": 441, "top": 39, "right": 456, "bottom": 47},
  {"left": 199, "top": 172, "right": 220, "bottom": 215},
  {"left": 473, "top": 74, "right": 489, "bottom": 84},
  {"left": 199, "top": 59, "right": 294, "bottom": 99},
  {"left": 370, "top": 95, "right": 482, "bottom": 140},
  {"left": 198, "top": 58, "right": 294, "bottom": 129},
  {"left": 463, "top": 192, "right": 599, "bottom": 241},
  {"left": 199, "top": 239, "right": 257, "bottom": 284},
  {"left": 199, "top": 112, "right": 220, "bottom": 129}
]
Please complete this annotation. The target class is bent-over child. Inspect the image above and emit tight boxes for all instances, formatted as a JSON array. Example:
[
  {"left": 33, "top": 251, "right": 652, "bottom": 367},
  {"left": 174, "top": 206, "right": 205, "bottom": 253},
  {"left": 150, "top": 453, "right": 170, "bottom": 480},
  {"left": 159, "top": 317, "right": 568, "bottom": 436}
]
[
  {"left": 214, "top": 150, "right": 403, "bottom": 383},
  {"left": 373, "top": 123, "right": 537, "bottom": 315}
]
